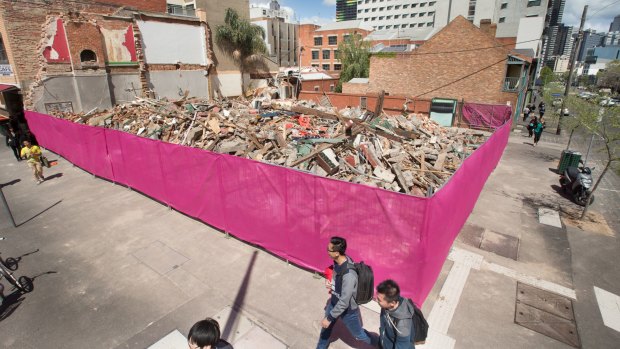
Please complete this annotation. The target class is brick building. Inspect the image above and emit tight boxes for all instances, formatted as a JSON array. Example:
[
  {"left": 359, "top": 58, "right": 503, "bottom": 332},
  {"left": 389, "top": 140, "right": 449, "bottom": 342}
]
[
  {"left": 0, "top": 0, "right": 274, "bottom": 128},
  {"left": 299, "top": 20, "right": 372, "bottom": 72},
  {"left": 343, "top": 16, "right": 532, "bottom": 118}
]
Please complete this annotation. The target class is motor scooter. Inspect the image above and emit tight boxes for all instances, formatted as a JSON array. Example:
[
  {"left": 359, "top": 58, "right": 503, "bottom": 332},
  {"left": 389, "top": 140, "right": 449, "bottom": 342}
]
[{"left": 560, "top": 164, "right": 594, "bottom": 206}]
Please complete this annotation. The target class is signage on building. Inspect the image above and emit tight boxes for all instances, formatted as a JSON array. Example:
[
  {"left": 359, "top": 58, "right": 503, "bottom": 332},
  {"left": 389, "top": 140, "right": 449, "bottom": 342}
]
[{"left": 0, "top": 64, "right": 12, "bottom": 76}]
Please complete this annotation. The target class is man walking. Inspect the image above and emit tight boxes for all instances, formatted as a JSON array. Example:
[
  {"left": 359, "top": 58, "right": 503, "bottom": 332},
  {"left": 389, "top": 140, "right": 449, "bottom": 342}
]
[
  {"left": 20, "top": 140, "right": 44, "bottom": 184},
  {"left": 376, "top": 279, "right": 415, "bottom": 349},
  {"left": 316, "top": 236, "right": 373, "bottom": 348}
]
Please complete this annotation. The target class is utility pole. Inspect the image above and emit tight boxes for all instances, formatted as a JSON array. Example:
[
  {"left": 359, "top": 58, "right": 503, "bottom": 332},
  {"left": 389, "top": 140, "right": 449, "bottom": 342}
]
[{"left": 556, "top": 5, "right": 588, "bottom": 135}]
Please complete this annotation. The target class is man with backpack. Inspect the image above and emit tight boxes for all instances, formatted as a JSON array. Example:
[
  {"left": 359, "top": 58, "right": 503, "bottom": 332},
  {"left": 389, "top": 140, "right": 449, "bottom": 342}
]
[
  {"left": 316, "top": 236, "right": 374, "bottom": 348},
  {"left": 377, "top": 279, "right": 422, "bottom": 349}
]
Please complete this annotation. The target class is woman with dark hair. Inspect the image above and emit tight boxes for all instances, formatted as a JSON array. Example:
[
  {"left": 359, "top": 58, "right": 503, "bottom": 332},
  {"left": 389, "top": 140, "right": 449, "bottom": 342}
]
[{"left": 188, "top": 318, "right": 233, "bottom": 349}]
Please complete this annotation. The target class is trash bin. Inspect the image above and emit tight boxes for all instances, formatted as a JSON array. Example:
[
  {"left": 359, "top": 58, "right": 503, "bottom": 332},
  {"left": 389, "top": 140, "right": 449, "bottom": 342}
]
[{"left": 558, "top": 150, "right": 582, "bottom": 173}]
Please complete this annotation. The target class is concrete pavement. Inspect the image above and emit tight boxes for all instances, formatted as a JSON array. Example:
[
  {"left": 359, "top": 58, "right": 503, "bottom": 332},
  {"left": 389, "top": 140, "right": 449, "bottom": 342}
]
[{"left": 0, "top": 122, "right": 618, "bottom": 348}]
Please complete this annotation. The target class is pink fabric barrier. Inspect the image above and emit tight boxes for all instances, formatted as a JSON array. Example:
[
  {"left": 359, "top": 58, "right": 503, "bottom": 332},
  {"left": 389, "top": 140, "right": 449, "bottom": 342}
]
[
  {"left": 462, "top": 102, "right": 512, "bottom": 129},
  {"left": 26, "top": 111, "right": 510, "bottom": 304}
]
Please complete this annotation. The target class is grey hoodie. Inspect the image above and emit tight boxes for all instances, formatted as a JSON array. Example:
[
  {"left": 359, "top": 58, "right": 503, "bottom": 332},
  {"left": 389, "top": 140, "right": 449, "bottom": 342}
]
[
  {"left": 380, "top": 297, "right": 415, "bottom": 349},
  {"left": 326, "top": 256, "right": 358, "bottom": 322}
]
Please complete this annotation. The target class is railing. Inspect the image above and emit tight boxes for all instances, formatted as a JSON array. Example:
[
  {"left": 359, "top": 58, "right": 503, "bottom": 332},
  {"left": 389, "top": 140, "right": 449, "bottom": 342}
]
[
  {"left": 167, "top": 7, "right": 196, "bottom": 17},
  {"left": 503, "top": 77, "right": 520, "bottom": 92}
]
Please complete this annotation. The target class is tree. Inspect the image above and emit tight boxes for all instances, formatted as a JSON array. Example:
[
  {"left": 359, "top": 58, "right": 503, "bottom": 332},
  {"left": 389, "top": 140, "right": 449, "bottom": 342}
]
[
  {"left": 215, "top": 8, "right": 267, "bottom": 95},
  {"left": 539, "top": 66, "right": 555, "bottom": 87},
  {"left": 566, "top": 97, "right": 620, "bottom": 219},
  {"left": 597, "top": 60, "right": 620, "bottom": 93},
  {"left": 335, "top": 33, "right": 371, "bottom": 92}
]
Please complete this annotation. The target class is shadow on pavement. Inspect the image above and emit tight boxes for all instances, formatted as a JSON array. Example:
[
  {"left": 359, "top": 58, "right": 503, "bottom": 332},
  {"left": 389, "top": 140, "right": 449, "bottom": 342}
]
[
  {"left": 44, "top": 173, "right": 63, "bottom": 181},
  {"left": 0, "top": 291, "right": 25, "bottom": 322},
  {"left": 327, "top": 315, "right": 378, "bottom": 349},
  {"left": 0, "top": 179, "right": 20, "bottom": 188},
  {"left": 221, "top": 251, "right": 257, "bottom": 341},
  {"left": 17, "top": 200, "right": 62, "bottom": 227}
]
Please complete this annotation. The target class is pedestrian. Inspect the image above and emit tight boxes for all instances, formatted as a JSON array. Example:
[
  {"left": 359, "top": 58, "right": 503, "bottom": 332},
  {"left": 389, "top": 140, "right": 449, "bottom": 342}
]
[
  {"left": 538, "top": 101, "right": 546, "bottom": 118},
  {"left": 522, "top": 105, "right": 530, "bottom": 122},
  {"left": 5, "top": 128, "right": 21, "bottom": 161},
  {"left": 316, "top": 236, "right": 374, "bottom": 349},
  {"left": 527, "top": 116, "right": 538, "bottom": 138},
  {"left": 187, "top": 318, "right": 233, "bottom": 349},
  {"left": 376, "top": 279, "right": 415, "bottom": 349},
  {"left": 533, "top": 116, "right": 545, "bottom": 146},
  {"left": 20, "top": 140, "right": 45, "bottom": 184}
]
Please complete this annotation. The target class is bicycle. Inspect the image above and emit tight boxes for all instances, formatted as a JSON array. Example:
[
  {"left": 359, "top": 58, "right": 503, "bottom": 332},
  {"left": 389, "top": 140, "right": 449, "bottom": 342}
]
[{"left": 0, "top": 238, "right": 33, "bottom": 294}]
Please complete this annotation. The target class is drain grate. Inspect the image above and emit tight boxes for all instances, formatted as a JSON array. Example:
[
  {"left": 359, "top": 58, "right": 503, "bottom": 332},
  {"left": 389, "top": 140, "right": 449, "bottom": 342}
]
[{"left": 515, "top": 282, "right": 580, "bottom": 348}]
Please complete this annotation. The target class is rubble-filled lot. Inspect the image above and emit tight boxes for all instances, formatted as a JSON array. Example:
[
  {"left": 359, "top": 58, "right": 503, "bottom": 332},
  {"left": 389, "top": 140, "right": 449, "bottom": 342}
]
[{"left": 49, "top": 97, "right": 490, "bottom": 196}]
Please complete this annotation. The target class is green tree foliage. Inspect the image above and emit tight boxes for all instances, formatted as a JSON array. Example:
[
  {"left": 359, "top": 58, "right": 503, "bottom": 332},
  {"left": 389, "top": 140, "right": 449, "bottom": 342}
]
[
  {"left": 566, "top": 97, "right": 620, "bottom": 219},
  {"left": 539, "top": 66, "right": 555, "bottom": 86},
  {"left": 215, "top": 8, "right": 267, "bottom": 93},
  {"left": 335, "top": 33, "right": 371, "bottom": 92},
  {"left": 597, "top": 60, "right": 620, "bottom": 93}
]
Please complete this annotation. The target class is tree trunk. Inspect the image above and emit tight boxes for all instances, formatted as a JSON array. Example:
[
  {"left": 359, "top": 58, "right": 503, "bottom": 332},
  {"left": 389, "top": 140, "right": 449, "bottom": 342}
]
[{"left": 580, "top": 156, "right": 612, "bottom": 220}]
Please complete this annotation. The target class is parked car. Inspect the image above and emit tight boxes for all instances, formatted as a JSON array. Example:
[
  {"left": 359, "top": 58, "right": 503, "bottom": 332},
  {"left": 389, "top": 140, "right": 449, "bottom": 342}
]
[
  {"left": 600, "top": 98, "right": 620, "bottom": 106},
  {"left": 578, "top": 91, "right": 596, "bottom": 100},
  {"left": 556, "top": 107, "right": 569, "bottom": 116},
  {"left": 552, "top": 98, "right": 563, "bottom": 107}
]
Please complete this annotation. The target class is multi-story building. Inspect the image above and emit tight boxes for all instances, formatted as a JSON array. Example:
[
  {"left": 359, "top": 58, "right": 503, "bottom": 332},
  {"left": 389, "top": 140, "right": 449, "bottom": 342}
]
[
  {"left": 610, "top": 14, "right": 620, "bottom": 32},
  {"left": 541, "top": 0, "right": 565, "bottom": 65},
  {"left": 299, "top": 20, "right": 373, "bottom": 72},
  {"left": 336, "top": 0, "right": 358, "bottom": 22},
  {"left": 603, "top": 31, "right": 620, "bottom": 47},
  {"left": 577, "top": 30, "right": 603, "bottom": 61},
  {"left": 250, "top": 0, "right": 299, "bottom": 67},
  {"left": 352, "top": 0, "right": 548, "bottom": 38}
]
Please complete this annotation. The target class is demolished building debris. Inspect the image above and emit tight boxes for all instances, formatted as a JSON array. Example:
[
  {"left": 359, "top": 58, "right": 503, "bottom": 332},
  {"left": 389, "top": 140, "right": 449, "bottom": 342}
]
[{"left": 48, "top": 96, "right": 490, "bottom": 196}]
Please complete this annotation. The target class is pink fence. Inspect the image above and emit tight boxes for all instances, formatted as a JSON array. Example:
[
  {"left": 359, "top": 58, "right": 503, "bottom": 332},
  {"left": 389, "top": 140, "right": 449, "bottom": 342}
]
[{"left": 26, "top": 111, "right": 510, "bottom": 304}]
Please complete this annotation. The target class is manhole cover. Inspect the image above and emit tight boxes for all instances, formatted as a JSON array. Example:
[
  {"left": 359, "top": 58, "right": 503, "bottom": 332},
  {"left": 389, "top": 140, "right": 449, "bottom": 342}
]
[
  {"left": 515, "top": 283, "right": 580, "bottom": 348},
  {"left": 517, "top": 283, "right": 574, "bottom": 320},
  {"left": 479, "top": 230, "right": 520, "bottom": 260},
  {"left": 457, "top": 223, "right": 485, "bottom": 248}
]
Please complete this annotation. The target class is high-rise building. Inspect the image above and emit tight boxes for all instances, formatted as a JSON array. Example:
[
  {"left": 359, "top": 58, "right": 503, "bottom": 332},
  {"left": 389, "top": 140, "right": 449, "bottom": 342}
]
[
  {"left": 250, "top": 0, "right": 299, "bottom": 67},
  {"left": 542, "top": 0, "right": 566, "bottom": 66},
  {"left": 610, "top": 15, "right": 620, "bottom": 32},
  {"left": 351, "top": 0, "right": 548, "bottom": 38},
  {"left": 336, "top": 0, "right": 357, "bottom": 22},
  {"left": 603, "top": 31, "right": 620, "bottom": 47},
  {"left": 576, "top": 30, "right": 603, "bottom": 61},
  {"left": 555, "top": 24, "right": 574, "bottom": 56}
]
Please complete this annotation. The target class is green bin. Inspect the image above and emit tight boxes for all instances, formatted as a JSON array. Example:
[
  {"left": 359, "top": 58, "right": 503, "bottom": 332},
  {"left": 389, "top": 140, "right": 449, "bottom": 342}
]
[{"left": 558, "top": 150, "right": 582, "bottom": 173}]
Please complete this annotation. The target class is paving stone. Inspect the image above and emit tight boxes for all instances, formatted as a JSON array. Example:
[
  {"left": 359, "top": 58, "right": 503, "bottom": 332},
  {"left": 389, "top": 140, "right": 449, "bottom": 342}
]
[
  {"left": 132, "top": 240, "right": 189, "bottom": 275},
  {"left": 538, "top": 207, "right": 563, "bottom": 228},
  {"left": 479, "top": 230, "right": 520, "bottom": 260},
  {"left": 147, "top": 330, "right": 186, "bottom": 349},
  {"left": 594, "top": 286, "right": 620, "bottom": 333}
]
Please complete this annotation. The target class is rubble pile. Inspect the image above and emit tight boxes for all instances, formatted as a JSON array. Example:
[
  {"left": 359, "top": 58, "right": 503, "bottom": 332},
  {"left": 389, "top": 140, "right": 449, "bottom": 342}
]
[{"left": 50, "top": 97, "right": 490, "bottom": 196}]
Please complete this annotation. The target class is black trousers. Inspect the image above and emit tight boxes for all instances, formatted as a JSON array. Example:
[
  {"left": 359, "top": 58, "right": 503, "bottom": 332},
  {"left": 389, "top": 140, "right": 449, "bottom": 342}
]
[{"left": 10, "top": 145, "right": 20, "bottom": 160}]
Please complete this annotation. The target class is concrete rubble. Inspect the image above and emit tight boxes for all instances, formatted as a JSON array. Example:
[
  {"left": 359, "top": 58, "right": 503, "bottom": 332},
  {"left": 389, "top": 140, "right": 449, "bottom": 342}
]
[{"left": 48, "top": 96, "right": 490, "bottom": 196}]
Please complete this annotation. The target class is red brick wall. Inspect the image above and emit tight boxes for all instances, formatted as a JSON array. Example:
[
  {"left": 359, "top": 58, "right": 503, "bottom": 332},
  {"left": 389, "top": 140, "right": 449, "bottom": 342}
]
[
  {"left": 65, "top": 21, "right": 106, "bottom": 70},
  {"left": 299, "top": 24, "right": 371, "bottom": 70},
  {"left": 364, "top": 16, "right": 518, "bottom": 107},
  {"left": 95, "top": 0, "right": 166, "bottom": 13},
  {"left": 298, "top": 91, "right": 431, "bottom": 115},
  {"left": 300, "top": 78, "right": 339, "bottom": 93}
]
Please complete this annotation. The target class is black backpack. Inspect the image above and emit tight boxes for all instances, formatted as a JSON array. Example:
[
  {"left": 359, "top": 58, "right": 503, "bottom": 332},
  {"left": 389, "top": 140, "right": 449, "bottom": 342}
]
[
  {"left": 342, "top": 260, "right": 374, "bottom": 305},
  {"left": 404, "top": 298, "right": 428, "bottom": 345}
]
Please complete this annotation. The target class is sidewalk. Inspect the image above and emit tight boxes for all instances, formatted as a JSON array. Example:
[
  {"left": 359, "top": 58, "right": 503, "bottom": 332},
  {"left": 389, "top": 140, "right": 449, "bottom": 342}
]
[{"left": 0, "top": 123, "right": 618, "bottom": 348}]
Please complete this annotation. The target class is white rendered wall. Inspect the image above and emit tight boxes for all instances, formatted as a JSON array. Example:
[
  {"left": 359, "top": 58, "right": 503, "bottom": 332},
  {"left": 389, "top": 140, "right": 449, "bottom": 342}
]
[
  {"left": 515, "top": 17, "right": 545, "bottom": 54},
  {"left": 137, "top": 20, "right": 207, "bottom": 65}
]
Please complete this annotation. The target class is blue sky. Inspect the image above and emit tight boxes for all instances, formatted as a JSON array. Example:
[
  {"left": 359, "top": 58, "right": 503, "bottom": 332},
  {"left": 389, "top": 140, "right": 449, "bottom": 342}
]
[
  {"left": 250, "top": 0, "right": 336, "bottom": 25},
  {"left": 251, "top": 0, "right": 620, "bottom": 33}
]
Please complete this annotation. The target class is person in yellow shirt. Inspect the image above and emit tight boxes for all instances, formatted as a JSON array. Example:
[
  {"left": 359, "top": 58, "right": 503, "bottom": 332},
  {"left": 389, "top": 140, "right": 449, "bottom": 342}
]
[{"left": 20, "top": 140, "right": 45, "bottom": 184}]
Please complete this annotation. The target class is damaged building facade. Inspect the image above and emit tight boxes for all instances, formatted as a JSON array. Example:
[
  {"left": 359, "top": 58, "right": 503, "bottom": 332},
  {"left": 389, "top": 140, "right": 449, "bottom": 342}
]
[
  {"left": 343, "top": 16, "right": 533, "bottom": 120},
  {"left": 0, "top": 0, "right": 271, "bottom": 118}
]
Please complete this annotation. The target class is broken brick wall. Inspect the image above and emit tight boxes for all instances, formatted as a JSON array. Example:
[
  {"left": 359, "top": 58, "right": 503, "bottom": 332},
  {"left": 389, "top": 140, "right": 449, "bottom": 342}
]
[
  {"left": 93, "top": 0, "right": 166, "bottom": 13},
  {"left": 364, "top": 16, "right": 519, "bottom": 108},
  {"left": 298, "top": 91, "right": 431, "bottom": 115},
  {"left": 300, "top": 79, "right": 339, "bottom": 94}
]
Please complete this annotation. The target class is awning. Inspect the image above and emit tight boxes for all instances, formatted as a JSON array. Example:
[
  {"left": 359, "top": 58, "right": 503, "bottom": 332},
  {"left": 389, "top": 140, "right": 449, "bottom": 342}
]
[{"left": 0, "top": 84, "right": 19, "bottom": 92}]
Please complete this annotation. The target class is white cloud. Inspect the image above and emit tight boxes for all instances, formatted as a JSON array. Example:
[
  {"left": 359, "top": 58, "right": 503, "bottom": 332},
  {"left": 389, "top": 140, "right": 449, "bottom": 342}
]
[
  {"left": 323, "top": 0, "right": 337, "bottom": 6},
  {"left": 249, "top": 0, "right": 297, "bottom": 21},
  {"left": 300, "top": 15, "right": 336, "bottom": 26},
  {"left": 564, "top": 0, "right": 620, "bottom": 32}
]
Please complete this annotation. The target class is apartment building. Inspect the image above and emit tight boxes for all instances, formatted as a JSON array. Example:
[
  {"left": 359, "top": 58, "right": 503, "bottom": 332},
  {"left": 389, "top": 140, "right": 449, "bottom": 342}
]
[
  {"left": 299, "top": 20, "right": 373, "bottom": 71},
  {"left": 250, "top": 0, "right": 299, "bottom": 67}
]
